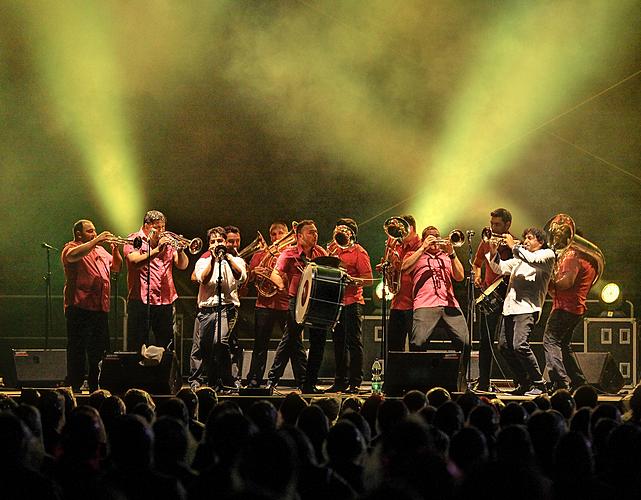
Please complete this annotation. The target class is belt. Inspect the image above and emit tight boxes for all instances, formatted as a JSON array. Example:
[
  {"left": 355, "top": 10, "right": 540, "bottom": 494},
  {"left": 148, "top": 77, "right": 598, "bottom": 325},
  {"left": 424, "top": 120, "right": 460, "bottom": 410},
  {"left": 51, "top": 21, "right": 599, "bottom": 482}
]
[{"left": 199, "top": 304, "right": 234, "bottom": 313}]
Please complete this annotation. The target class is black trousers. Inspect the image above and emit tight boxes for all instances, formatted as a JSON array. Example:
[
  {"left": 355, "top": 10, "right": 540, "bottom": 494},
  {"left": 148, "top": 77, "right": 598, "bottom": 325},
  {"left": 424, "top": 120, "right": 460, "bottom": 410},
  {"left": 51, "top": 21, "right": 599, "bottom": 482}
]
[
  {"left": 477, "top": 310, "right": 501, "bottom": 388},
  {"left": 127, "top": 300, "right": 175, "bottom": 352},
  {"left": 543, "top": 309, "right": 586, "bottom": 388},
  {"left": 267, "top": 298, "right": 328, "bottom": 387},
  {"left": 387, "top": 309, "right": 413, "bottom": 352},
  {"left": 65, "top": 306, "right": 109, "bottom": 391},
  {"left": 332, "top": 303, "right": 364, "bottom": 387},
  {"left": 247, "top": 307, "right": 287, "bottom": 384},
  {"left": 189, "top": 305, "right": 238, "bottom": 387}
]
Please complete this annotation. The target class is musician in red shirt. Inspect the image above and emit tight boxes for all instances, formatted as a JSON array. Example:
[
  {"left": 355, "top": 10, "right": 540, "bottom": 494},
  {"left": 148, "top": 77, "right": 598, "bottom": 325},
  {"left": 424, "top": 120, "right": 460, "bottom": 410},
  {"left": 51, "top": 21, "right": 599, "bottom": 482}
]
[
  {"left": 326, "top": 218, "right": 373, "bottom": 394},
  {"left": 62, "top": 219, "right": 122, "bottom": 391},
  {"left": 544, "top": 248, "right": 597, "bottom": 390},
  {"left": 471, "top": 208, "right": 513, "bottom": 392},
  {"left": 266, "top": 220, "right": 328, "bottom": 394}
]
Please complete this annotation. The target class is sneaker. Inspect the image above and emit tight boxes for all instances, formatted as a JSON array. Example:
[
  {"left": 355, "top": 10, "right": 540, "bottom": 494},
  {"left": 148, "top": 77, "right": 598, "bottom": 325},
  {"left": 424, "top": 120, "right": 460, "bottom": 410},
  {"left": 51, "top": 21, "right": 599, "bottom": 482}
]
[
  {"left": 326, "top": 384, "right": 348, "bottom": 393},
  {"left": 525, "top": 382, "right": 547, "bottom": 397}
]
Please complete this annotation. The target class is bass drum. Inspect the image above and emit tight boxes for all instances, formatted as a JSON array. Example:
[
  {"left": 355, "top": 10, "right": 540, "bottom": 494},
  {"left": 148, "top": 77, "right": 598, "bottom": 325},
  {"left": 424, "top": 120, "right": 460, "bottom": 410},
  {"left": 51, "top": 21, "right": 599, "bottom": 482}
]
[
  {"left": 475, "top": 276, "right": 507, "bottom": 315},
  {"left": 295, "top": 263, "right": 346, "bottom": 328}
]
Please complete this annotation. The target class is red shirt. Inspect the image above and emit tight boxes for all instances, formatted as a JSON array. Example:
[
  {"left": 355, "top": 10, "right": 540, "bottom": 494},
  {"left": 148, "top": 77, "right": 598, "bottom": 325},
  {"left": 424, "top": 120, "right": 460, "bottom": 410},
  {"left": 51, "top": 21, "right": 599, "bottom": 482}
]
[
  {"left": 552, "top": 250, "right": 597, "bottom": 315},
  {"left": 473, "top": 240, "right": 513, "bottom": 289},
  {"left": 391, "top": 233, "right": 421, "bottom": 310},
  {"left": 124, "top": 228, "right": 178, "bottom": 305},
  {"left": 275, "top": 243, "right": 328, "bottom": 298},
  {"left": 409, "top": 250, "right": 460, "bottom": 309},
  {"left": 335, "top": 244, "right": 372, "bottom": 306},
  {"left": 249, "top": 250, "right": 289, "bottom": 310},
  {"left": 62, "top": 241, "right": 113, "bottom": 312}
]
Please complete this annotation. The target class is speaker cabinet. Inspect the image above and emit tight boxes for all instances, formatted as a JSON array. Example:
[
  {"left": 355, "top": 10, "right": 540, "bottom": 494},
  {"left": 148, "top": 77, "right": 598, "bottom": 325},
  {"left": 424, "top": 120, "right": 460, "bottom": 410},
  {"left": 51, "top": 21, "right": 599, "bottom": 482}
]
[
  {"left": 99, "top": 351, "right": 181, "bottom": 395},
  {"left": 12, "top": 349, "right": 66, "bottom": 388},
  {"left": 573, "top": 352, "right": 624, "bottom": 394},
  {"left": 384, "top": 351, "right": 461, "bottom": 396}
]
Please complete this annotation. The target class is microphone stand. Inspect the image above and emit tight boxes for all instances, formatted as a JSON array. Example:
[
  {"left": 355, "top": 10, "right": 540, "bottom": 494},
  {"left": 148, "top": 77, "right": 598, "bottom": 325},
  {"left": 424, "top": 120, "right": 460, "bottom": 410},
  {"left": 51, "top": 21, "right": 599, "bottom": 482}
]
[
  {"left": 465, "top": 230, "right": 476, "bottom": 391},
  {"left": 42, "top": 245, "right": 54, "bottom": 350},
  {"left": 215, "top": 248, "right": 225, "bottom": 390}
]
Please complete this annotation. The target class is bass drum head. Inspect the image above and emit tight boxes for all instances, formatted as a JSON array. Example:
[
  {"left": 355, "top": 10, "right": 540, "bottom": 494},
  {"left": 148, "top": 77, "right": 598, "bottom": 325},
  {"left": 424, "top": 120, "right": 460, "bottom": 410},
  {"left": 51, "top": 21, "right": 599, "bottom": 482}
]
[{"left": 295, "top": 264, "right": 315, "bottom": 324}]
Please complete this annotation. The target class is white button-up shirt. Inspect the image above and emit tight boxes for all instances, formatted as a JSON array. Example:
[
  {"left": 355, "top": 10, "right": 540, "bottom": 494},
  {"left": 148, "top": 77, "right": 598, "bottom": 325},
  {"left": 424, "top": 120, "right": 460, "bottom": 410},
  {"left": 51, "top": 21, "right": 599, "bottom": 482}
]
[
  {"left": 486, "top": 245, "right": 555, "bottom": 317},
  {"left": 195, "top": 254, "right": 247, "bottom": 307}
]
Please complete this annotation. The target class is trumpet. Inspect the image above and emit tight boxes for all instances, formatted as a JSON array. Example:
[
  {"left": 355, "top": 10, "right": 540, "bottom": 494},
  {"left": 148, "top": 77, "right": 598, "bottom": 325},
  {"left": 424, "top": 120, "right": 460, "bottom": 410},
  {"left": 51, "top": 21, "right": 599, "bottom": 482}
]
[
  {"left": 160, "top": 231, "right": 203, "bottom": 254},
  {"left": 104, "top": 236, "right": 142, "bottom": 248},
  {"left": 432, "top": 229, "right": 465, "bottom": 248},
  {"left": 481, "top": 227, "right": 519, "bottom": 246}
]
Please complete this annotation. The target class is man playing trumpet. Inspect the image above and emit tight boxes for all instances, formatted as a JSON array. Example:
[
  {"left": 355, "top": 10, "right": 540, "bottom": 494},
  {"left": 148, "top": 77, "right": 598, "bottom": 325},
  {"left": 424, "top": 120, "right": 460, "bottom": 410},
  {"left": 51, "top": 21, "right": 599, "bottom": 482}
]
[
  {"left": 62, "top": 219, "right": 122, "bottom": 392},
  {"left": 189, "top": 226, "right": 246, "bottom": 391},
  {"left": 125, "top": 210, "right": 189, "bottom": 352},
  {"left": 401, "top": 226, "right": 470, "bottom": 391}
]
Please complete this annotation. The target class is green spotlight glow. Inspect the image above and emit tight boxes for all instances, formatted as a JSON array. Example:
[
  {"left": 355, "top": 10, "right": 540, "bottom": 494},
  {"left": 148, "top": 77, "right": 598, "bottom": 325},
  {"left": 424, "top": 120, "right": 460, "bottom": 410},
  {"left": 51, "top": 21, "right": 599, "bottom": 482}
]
[
  {"left": 409, "top": 1, "right": 636, "bottom": 230},
  {"left": 24, "top": 2, "right": 142, "bottom": 233}
]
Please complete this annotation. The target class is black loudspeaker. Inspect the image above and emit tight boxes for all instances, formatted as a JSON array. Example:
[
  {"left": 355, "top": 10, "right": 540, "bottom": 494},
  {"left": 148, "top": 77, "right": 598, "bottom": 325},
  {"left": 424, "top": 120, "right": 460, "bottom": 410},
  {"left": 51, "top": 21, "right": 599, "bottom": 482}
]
[
  {"left": 384, "top": 351, "right": 461, "bottom": 396},
  {"left": 99, "top": 351, "right": 181, "bottom": 395},
  {"left": 12, "top": 349, "right": 67, "bottom": 388},
  {"left": 573, "top": 352, "right": 624, "bottom": 394}
]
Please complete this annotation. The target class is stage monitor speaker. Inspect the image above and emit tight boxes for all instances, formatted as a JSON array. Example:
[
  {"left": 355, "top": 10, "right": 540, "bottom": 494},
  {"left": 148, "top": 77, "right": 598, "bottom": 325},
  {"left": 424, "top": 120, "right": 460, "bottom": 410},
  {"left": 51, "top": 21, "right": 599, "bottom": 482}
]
[
  {"left": 573, "top": 352, "right": 624, "bottom": 394},
  {"left": 12, "top": 349, "right": 66, "bottom": 388},
  {"left": 384, "top": 351, "right": 461, "bottom": 396},
  {"left": 99, "top": 351, "right": 181, "bottom": 395}
]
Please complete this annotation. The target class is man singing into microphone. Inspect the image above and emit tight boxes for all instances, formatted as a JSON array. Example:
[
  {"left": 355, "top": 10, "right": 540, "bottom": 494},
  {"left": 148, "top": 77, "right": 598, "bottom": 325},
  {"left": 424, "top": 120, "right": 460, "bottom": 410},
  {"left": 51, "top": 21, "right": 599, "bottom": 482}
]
[
  {"left": 62, "top": 220, "right": 122, "bottom": 392},
  {"left": 189, "top": 226, "right": 246, "bottom": 391},
  {"left": 124, "top": 210, "right": 189, "bottom": 351}
]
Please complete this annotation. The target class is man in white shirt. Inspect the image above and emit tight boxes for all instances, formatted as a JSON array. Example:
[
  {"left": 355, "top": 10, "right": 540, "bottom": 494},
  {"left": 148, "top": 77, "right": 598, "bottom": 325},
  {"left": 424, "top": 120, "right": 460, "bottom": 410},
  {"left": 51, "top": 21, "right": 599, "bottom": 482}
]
[
  {"left": 189, "top": 226, "right": 247, "bottom": 391},
  {"left": 486, "top": 227, "right": 555, "bottom": 396}
]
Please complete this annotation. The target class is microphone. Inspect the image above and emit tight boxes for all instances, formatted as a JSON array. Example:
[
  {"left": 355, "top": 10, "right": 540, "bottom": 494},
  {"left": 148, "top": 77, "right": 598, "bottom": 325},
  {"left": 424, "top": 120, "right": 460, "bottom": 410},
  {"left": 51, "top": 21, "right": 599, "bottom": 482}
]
[
  {"left": 466, "top": 230, "right": 475, "bottom": 237},
  {"left": 214, "top": 244, "right": 227, "bottom": 259},
  {"left": 41, "top": 242, "right": 58, "bottom": 251}
]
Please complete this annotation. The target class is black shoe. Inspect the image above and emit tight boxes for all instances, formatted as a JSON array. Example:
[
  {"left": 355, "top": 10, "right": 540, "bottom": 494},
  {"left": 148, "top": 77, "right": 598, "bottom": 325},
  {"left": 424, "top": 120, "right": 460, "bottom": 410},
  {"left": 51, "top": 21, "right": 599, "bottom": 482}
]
[
  {"left": 245, "top": 380, "right": 261, "bottom": 389},
  {"left": 266, "top": 380, "right": 277, "bottom": 390},
  {"left": 344, "top": 386, "right": 362, "bottom": 394},
  {"left": 300, "top": 385, "right": 325, "bottom": 395},
  {"left": 509, "top": 384, "right": 530, "bottom": 396},
  {"left": 326, "top": 384, "right": 348, "bottom": 393}
]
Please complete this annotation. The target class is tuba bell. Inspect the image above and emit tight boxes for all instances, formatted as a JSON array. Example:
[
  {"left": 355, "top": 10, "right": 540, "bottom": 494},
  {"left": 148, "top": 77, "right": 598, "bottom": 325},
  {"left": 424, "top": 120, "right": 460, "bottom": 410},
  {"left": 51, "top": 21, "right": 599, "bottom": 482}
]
[{"left": 543, "top": 214, "right": 605, "bottom": 285}]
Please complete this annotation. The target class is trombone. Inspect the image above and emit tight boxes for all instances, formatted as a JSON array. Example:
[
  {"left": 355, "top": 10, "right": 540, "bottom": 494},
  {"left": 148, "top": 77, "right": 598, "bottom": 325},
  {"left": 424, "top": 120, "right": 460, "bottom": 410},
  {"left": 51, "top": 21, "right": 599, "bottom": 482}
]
[
  {"left": 160, "top": 231, "right": 203, "bottom": 254},
  {"left": 238, "top": 232, "right": 268, "bottom": 260}
]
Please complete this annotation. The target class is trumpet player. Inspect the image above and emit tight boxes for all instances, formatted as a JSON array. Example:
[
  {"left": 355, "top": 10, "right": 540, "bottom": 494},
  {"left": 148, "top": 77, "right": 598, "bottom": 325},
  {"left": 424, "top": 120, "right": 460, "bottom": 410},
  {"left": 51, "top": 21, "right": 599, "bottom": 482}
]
[
  {"left": 62, "top": 219, "right": 122, "bottom": 392},
  {"left": 401, "top": 226, "right": 470, "bottom": 391},
  {"left": 245, "top": 221, "right": 290, "bottom": 388},
  {"left": 471, "top": 207, "right": 513, "bottom": 392},
  {"left": 125, "top": 210, "right": 189, "bottom": 352},
  {"left": 189, "top": 226, "right": 246, "bottom": 391},
  {"left": 326, "top": 218, "right": 373, "bottom": 394},
  {"left": 485, "top": 227, "right": 555, "bottom": 396},
  {"left": 224, "top": 224, "right": 244, "bottom": 387}
]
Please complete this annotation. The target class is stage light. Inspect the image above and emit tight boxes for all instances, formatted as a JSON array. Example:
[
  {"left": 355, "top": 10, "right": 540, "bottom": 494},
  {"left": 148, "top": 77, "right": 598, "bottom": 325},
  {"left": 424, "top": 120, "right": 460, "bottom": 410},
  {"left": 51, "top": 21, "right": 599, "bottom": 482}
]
[
  {"left": 374, "top": 279, "right": 395, "bottom": 302},
  {"left": 600, "top": 282, "right": 621, "bottom": 304}
]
